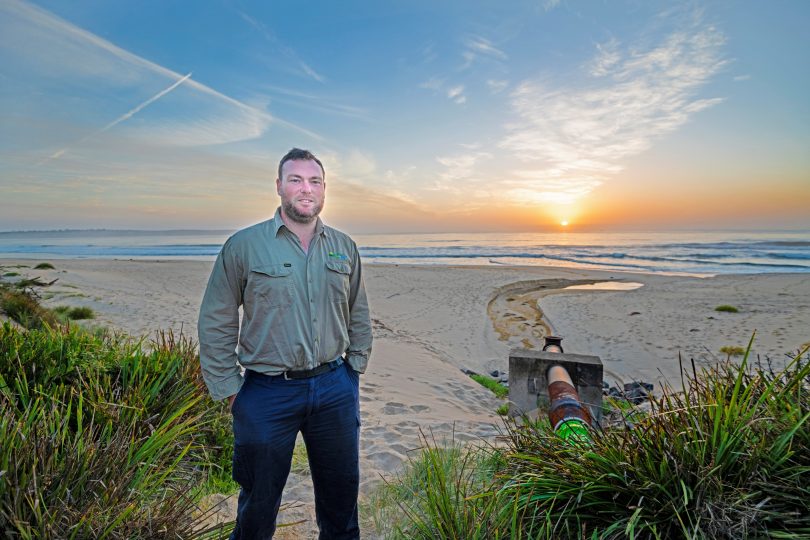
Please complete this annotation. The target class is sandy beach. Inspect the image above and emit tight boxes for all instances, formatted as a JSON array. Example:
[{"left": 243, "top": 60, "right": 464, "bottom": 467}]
[{"left": 5, "top": 259, "right": 809, "bottom": 536}]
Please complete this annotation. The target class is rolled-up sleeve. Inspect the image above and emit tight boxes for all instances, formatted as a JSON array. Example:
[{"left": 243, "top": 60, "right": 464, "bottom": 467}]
[
  {"left": 198, "top": 241, "right": 244, "bottom": 401},
  {"left": 345, "top": 243, "right": 372, "bottom": 373}
]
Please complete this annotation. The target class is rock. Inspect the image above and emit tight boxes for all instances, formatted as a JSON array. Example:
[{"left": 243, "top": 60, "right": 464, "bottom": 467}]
[
  {"left": 490, "top": 370, "right": 500, "bottom": 378},
  {"left": 622, "top": 381, "right": 653, "bottom": 404}
]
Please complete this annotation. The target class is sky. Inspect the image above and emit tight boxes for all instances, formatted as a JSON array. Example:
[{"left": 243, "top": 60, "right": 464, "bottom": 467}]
[{"left": 1, "top": 0, "right": 808, "bottom": 233}]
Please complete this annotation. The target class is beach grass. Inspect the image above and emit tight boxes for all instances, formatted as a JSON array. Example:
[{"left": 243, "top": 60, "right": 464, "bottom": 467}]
[
  {"left": 0, "top": 323, "right": 235, "bottom": 538},
  {"left": 470, "top": 374, "right": 509, "bottom": 399},
  {"left": 720, "top": 344, "right": 746, "bottom": 357},
  {"left": 362, "top": 431, "right": 508, "bottom": 539},
  {"left": 33, "top": 262, "right": 55, "bottom": 270},
  {"left": 371, "top": 338, "right": 810, "bottom": 539},
  {"left": 53, "top": 304, "right": 95, "bottom": 321},
  {"left": 715, "top": 304, "right": 740, "bottom": 313}
]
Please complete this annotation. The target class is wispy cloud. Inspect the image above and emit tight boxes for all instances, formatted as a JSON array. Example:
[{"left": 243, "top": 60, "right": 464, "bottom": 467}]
[
  {"left": 257, "top": 84, "right": 370, "bottom": 120},
  {"left": 435, "top": 151, "right": 492, "bottom": 184},
  {"left": 461, "top": 35, "right": 507, "bottom": 70},
  {"left": 487, "top": 79, "right": 509, "bottom": 94},
  {"left": 586, "top": 38, "right": 621, "bottom": 77},
  {"left": 447, "top": 85, "right": 467, "bottom": 104},
  {"left": 499, "top": 22, "right": 726, "bottom": 206},
  {"left": 0, "top": 0, "right": 321, "bottom": 161},
  {"left": 40, "top": 73, "right": 193, "bottom": 164},
  {"left": 236, "top": 8, "right": 326, "bottom": 83}
]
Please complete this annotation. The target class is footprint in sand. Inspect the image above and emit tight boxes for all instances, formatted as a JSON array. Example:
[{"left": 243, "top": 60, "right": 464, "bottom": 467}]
[
  {"left": 410, "top": 404, "right": 430, "bottom": 412},
  {"left": 382, "top": 402, "right": 409, "bottom": 415},
  {"left": 367, "top": 450, "right": 406, "bottom": 471}
]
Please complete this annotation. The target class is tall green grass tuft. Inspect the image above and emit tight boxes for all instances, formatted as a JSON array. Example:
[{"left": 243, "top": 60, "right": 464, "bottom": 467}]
[
  {"left": 0, "top": 323, "right": 234, "bottom": 538},
  {"left": 376, "top": 337, "right": 810, "bottom": 539},
  {"left": 364, "top": 431, "right": 512, "bottom": 539}
]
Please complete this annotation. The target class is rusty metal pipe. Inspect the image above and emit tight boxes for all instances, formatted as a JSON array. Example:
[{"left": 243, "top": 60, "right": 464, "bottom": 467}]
[
  {"left": 546, "top": 359, "right": 592, "bottom": 444},
  {"left": 543, "top": 335, "right": 564, "bottom": 353}
]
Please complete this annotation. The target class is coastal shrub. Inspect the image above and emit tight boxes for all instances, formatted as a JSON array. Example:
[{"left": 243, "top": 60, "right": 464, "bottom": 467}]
[
  {"left": 715, "top": 304, "right": 740, "bottom": 313},
  {"left": 382, "top": 337, "right": 810, "bottom": 539},
  {"left": 496, "top": 403, "right": 509, "bottom": 416},
  {"left": 68, "top": 305, "right": 95, "bottom": 320},
  {"left": 2, "top": 272, "right": 19, "bottom": 277},
  {"left": 499, "top": 340, "right": 810, "bottom": 538},
  {"left": 470, "top": 374, "right": 509, "bottom": 399},
  {"left": 0, "top": 324, "right": 234, "bottom": 538},
  {"left": 0, "top": 288, "right": 57, "bottom": 329},
  {"left": 53, "top": 305, "right": 95, "bottom": 322},
  {"left": 720, "top": 345, "right": 746, "bottom": 357},
  {"left": 33, "top": 262, "right": 55, "bottom": 270}
]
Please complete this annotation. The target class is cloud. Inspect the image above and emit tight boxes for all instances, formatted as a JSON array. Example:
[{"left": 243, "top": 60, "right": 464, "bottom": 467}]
[
  {"left": 733, "top": 74, "right": 751, "bottom": 82},
  {"left": 447, "top": 85, "right": 467, "bottom": 104},
  {"left": 0, "top": 0, "right": 319, "bottom": 155},
  {"left": 461, "top": 35, "right": 507, "bottom": 70},
  {"left": 466, "top": 36, "right": 508, "bottom": 60},
  {"left": 256, "top": 84, "right": 370, "bottom": 120},
  {"left": 40, "top": 73, "right": 194, "bottom": 164},
  {"left": 435, "top": 151, "right": 492, "bottom": 184},
  {"left": 236, "top": 8, "right": 325, "bottom": 83},
  {"left": 499, "top": 22, "right": 726, "bottom": 206},
  {"left": 487, "top": 79, "right": 509, "bottom": 94},
  {"left": 587, "top": 38, "right": 621, "bottom": 77}
]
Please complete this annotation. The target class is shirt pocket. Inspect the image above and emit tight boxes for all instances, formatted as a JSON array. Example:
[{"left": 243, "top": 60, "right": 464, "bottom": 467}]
[
  {"left": 247, "top": 264, "right": 294, "bottom": 308},
  {"left": 325, "top": 260, "right": 351, "bottom": 303}
]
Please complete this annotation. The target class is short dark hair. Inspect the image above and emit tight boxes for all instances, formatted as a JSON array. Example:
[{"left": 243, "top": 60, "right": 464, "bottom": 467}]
[{"left": 278, "top": 148, "right": 325, "bottom": 180}]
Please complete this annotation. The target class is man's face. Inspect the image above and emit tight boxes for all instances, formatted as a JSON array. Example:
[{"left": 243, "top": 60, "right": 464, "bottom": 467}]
[{"left": 276, "top": 159, "right": 325, "bottom": 224}]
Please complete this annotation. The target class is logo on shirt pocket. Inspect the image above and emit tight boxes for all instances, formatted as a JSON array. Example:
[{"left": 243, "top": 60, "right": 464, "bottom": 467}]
[{"left": 325, "top": 260, "right": 351, "bottom": 303}]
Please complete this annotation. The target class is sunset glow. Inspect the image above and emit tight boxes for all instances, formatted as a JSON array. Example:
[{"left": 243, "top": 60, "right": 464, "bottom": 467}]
[{"left": 0, "top": 1, "right": 808, "bottom": 232}]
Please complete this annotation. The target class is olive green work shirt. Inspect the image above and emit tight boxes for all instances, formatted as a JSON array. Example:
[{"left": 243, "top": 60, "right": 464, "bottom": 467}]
[{"left": 198, "top": 207, "right": 372, "bottom": 401}]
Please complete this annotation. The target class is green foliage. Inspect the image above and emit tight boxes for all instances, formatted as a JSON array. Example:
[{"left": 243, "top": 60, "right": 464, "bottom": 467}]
[
  {"left": 61, "top": 305, "right": 95, "bottom": 320},
  {"left": 470, "top": 374, "right": 509, "bottom": 399},
  {"left": 381, "top": 338, "right": 810, "bottom": 539},
  {"left": 0, "top": 288, "right": 57, "bottom": 329},
  {"left": 2, "top": 272, "right": 19, "bottom": 277},
  {"left": 496, "top": 403, "right": 509, "bottom": 416},
  {"left": 33, "top": 262, "right": 56, "bottom": 270},
  {"left": 715, "top": 304, "right": 740, "bottom": 313},
  {"left": 720, "top": 345, "right": 746, "bottom": 357},
  {"left": 364, "top": 433, "right": 510, "bottom": 539},
  {"left": 0, "top": 324, "right": 234, "bottom": 538}
]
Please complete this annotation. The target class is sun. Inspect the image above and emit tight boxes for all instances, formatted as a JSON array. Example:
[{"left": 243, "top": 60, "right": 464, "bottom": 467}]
[{"left": 560, "top": 220, "right": 569, "bottom": 227}]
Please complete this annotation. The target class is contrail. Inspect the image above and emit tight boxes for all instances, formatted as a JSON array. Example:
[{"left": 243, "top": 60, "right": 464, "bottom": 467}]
[
  {"left": 37, "top": 72, "right": 193, "bottom": 165},
  {"left": 100, "top": 72, "right": 192, "bottom": 132}
]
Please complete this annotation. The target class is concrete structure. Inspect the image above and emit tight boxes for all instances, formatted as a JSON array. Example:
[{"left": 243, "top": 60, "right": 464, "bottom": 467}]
[{"left": 508, "top": 348, "right": 603, "bottom": 424}]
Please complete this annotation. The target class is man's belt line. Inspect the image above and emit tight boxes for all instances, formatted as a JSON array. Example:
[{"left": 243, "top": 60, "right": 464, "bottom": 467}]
[{"left": 279, "top": 357, "right": 343, "bottom": 380}]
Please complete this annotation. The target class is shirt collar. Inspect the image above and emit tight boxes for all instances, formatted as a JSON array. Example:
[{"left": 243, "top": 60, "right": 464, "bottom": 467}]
[{"left": 271, "top": 207, "right": 328, "bottom": 237}]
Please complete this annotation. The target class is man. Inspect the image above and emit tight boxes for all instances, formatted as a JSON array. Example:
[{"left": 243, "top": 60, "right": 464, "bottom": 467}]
[{"left": 198, "top": 148, "right": 372, "bottom": 539}]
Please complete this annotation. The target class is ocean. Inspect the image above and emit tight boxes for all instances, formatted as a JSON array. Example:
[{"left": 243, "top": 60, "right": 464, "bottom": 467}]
[{"left": 0, "top": 229, "right": 808, "bottom": 276}]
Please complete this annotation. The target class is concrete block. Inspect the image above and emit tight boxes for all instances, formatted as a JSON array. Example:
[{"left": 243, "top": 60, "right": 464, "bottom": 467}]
[{"left": 508, "top": 349, "right": 603, "bottom": 423}]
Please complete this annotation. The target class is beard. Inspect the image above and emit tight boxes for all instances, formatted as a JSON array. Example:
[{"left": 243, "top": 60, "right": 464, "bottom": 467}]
[{"left": 282, "top": 197, "right": 323, "bottom": 224}]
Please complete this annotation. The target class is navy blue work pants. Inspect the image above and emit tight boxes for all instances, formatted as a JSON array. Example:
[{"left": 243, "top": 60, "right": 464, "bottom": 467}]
[{"left": 229, "top": 360, "right": 361, "bottom": 540}]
